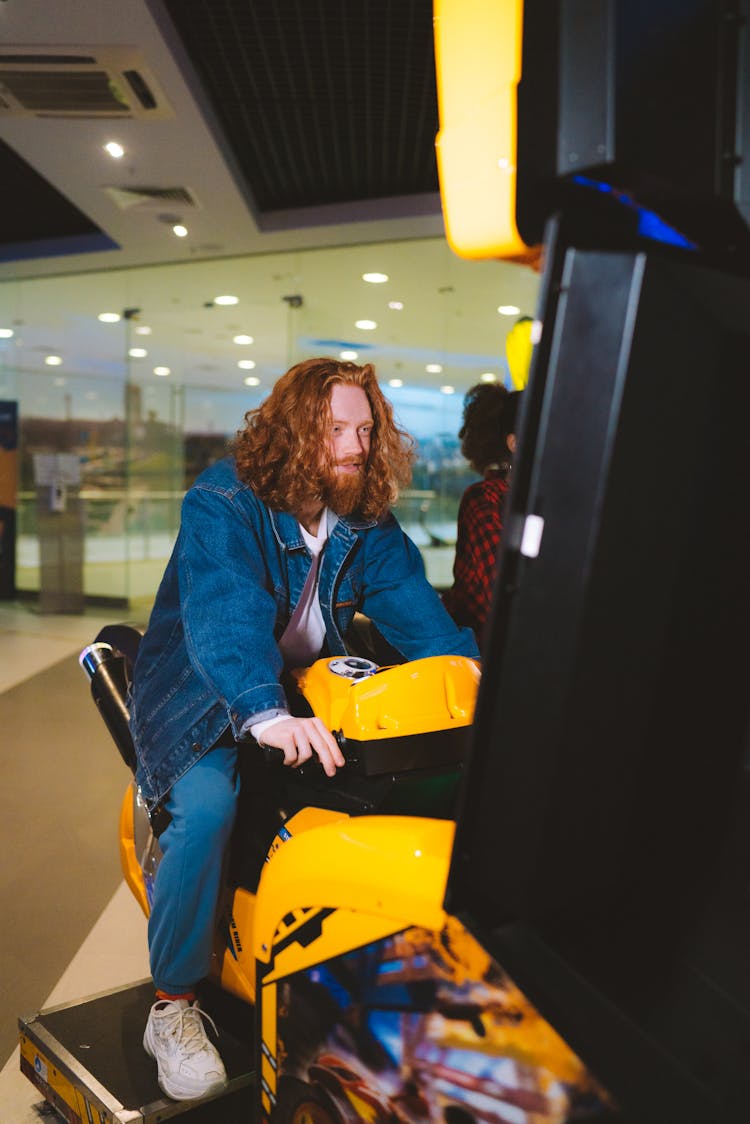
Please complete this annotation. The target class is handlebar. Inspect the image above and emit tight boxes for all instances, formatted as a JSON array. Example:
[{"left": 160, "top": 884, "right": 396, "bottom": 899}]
[
  {"left": 261, "top": 730, "right": 346, "bottom": 774},
  {"left": 261, "top": 745, "right": 285, "bottom": 767}
]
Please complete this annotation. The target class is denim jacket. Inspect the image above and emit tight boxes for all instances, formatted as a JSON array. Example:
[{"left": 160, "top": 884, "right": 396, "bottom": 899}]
[{"left": 130, "top": 456, "right": 479, "bottom": 806}]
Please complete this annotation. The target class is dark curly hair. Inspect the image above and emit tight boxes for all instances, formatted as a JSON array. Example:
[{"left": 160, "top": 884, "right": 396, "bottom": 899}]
[
  {"left": 459, "top": 383, "right": 523, "bottom": 475},
  {"left": 232, "top": 357, "right": 414, "bottom": 520}
]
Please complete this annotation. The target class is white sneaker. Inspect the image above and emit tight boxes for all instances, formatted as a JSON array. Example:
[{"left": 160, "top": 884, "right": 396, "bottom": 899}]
[{"left": 143, "top": 998, "right": 227, "bottom": 1101}]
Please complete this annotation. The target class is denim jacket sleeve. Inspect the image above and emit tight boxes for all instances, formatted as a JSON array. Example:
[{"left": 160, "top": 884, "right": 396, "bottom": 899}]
[
  {"left": 177, "top": 482, "right": 288, "bottom": 731},
  {"left": 359, "top": 513, "right": 480, "bottom": 661}
]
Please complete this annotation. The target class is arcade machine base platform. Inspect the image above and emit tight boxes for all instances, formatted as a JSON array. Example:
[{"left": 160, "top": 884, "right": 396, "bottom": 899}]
[{"left": 19, "top": 979, "right": 255, "bottom": 1123}]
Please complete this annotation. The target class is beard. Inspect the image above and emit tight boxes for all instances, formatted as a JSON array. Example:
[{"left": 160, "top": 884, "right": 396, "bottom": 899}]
[{"left": 320, "top": 461, "right": 368, "bottom": 516}]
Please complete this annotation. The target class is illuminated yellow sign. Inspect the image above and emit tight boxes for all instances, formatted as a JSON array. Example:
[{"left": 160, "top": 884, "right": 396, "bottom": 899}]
[{"left": 434, "top": 0, "right": 532, "bottom": 261}]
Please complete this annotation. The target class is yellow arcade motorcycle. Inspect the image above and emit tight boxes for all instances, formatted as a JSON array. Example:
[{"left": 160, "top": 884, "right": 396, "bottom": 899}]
[{"left": 74, "top": 623, "right": 605, "bottom": 1124}]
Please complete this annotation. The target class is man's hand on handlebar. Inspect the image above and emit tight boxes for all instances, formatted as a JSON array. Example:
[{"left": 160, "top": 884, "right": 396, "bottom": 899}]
[{"left": 259, "top": 716, "right": 345, "bottom": 777}]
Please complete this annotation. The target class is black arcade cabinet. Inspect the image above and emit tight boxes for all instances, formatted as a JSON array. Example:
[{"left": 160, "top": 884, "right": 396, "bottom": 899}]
[
  {"left": 445, "top": 2, "right": 750, "bottom": 1121},
  {"left": 447, "top": 226, "right": 750, "bottom": 1124}
]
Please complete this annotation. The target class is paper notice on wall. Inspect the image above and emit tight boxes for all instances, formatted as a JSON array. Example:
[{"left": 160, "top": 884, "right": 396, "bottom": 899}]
[{"left": 32, "top": 452, "right": 82, "bottom": 487}]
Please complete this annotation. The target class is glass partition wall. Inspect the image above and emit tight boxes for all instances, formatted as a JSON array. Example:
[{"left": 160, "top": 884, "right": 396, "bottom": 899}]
[{"left": 0, "top": 238, "right": 539, "bottom": 613}]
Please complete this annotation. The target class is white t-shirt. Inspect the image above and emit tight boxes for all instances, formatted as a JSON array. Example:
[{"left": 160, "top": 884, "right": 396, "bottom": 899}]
[
  {"left": 278, "top": 517, "right": 328, "bottom": 667},
  {"left": 250, "top": 511, "right": 329, "bottom": 743}
]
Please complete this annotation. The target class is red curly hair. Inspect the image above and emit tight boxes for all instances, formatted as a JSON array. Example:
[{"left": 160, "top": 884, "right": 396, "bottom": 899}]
[{"left": 233, "top": 358, "right": 414, "bottom": 520}]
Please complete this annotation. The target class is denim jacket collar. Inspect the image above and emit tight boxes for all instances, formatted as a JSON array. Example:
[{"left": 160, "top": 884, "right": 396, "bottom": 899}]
[{"left": 270, "top": 506, "right": 376, "bottom": 551}]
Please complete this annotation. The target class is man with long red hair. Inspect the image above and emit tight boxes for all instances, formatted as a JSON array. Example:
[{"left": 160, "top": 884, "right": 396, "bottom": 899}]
[{"left": 129, "top": 357, "right": 479, "bottom": 1101}]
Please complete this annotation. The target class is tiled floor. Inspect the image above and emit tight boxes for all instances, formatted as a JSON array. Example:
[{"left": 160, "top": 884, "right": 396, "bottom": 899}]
[{"left": 0, "top": 601, "right": 150, "bottom": 1122}]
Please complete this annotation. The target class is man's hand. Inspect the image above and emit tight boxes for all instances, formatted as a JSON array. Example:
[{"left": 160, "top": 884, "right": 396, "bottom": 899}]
[{"left": 258, "top": 716, "right": 345, "bottom": 777}]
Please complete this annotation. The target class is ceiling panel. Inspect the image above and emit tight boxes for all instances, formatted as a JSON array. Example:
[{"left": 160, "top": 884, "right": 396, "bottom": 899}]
[
  {"left": 0, "top": 2, "right": 541, "bottom": 400},
  {"left": 0, "top": 0, "right": 444, "bottom": 277},
  {"left": 160, "top": 0, "right": 439, "bottom": 213},
  {"left": 0, "top": 137, "right": 114, "bottom": 260}
]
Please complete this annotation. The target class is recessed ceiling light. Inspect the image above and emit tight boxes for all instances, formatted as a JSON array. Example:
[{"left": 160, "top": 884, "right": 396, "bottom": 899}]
[
  {"left": 355, "top": 319, "right": 377, "bottom": 330},
  {"left": 426, "top": 363, "right": 443, "bottom": 374},
  {"left": 480, "top": 371, "right": 497, "bottom": 382},
  {"left": 233, "top": 334, "right": 254, "bottom": 345},
  {"left": 98, "top": 312, "right": 121, "bottom": 323},
  {"left": 104, "top": 141, "right": 124, "bottom": 158},
  {"left": 238, "top": 359, "right": 256, "bottom": 370},
  {"left": 172, "top": 224, "right": 188, "bottom": 238},
  {"left": 45, "top": 355, "right": 63, "bottom": 366},
  {"left": 362, "top": 272, "right": 389, "bottom": 284},
  {"left": 388, "top": 301, "right": 404, "bottom": 311},
  {"left": 388, "top": 378, "right": 403, "bottom": 388},
  {"left": 128, "top": 348, "right": 148, "bottom": 359},
  {"left": 440, "top": 385, "right": 455, "bottom": 395},
  {"left": 154, "top": 366, "right": 171, "bottom": 377},
  {"left": 339, "top": 350, "right": 358, "bottom": 361},
  {"left": 135, "top": 325, "right": 152, "bottom": 336},
  {"left": 214, "top": 294, "right": 239, "bottom": 306},
  {"left": 497, "top": 304, "right": 521, "bottom": 316},
  {"left": 244, "top": 376, "right": 260, "bottom": 387},
  {"left": 0, "top": 328, "right": 13, "bottom": 339}
]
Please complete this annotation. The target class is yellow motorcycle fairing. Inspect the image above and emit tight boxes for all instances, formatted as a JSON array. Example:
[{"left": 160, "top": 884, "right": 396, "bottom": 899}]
[
  {"left": 293, "top": 654, "right": 480, "bottom": 739},
  {"left": 214, "top": 805, "right": 350, "bottom": 1004},
  {"left": 253, "top": 813, "right": 455, "bottom": 974}
]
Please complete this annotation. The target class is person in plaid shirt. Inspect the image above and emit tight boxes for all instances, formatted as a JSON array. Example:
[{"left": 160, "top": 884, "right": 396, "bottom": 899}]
[{"left": 443, "top": 384, "right": 523, "bottom": 648}]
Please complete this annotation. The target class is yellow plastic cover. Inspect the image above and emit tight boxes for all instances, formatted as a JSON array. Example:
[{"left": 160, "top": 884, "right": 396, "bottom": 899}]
[{"left": 293, "top": 654, "right": 480, "bottom": 740}]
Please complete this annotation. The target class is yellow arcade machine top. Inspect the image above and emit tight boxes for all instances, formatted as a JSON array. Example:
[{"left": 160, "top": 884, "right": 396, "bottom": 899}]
[{"left": 435, "top": 3, "right": 750, "bottom": 1124}]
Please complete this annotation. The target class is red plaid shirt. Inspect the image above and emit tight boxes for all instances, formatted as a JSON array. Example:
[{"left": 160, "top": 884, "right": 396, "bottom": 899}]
[{"left": 442, "top": 470, "right": 509, "bottom": 647}]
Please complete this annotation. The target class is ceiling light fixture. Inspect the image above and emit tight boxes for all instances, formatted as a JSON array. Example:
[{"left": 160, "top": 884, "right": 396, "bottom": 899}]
[
  {"left": 480, "top": 372, "right": 497, "bottom": 382},
  {"left": 45, "top": 355, "right": 63, "bottom": 366},
  {"left": 154, "top": 366, "right": 171, "bottom": 377},
  {"left": 244, "top": 376, "right": 261, "bottom": 387},
  {"left": 128, "top": 348, "right": 148, "bottom": 359},
  {"left": 238, "top": 359, "right": 256, "bottom": 370},
  {"left": 497, "top": 304, "right": 521, "bottom": 316},
  {"left": 233, "top": 334, "right": 254, "bottom": 345},
  {"left": 440, "top": 385, "right": 455, "bottom": 395},
  {"left": 135, "top": 326, "right": 152, "bottom": 336},
  {"left": 98, "top": 312, "right": 121, "bottom": 323},
  {"left": 104, "top": 141, "right": 124, "bottom": 158},
  {"left": 340, "top": 350, "right": 358, "bottom": 361},
  {"left": 214, "top": 294, "right": 239, "bottom": 306},
  {"left": 172, "top": 224, "right": 188, "bottom": 238},
  {"left": 388, "top": 378, "right": 404, "bottom": 388},
  {"left": 426, "top": 363, "right": 443, "bottom": 374},
  {"left": 355, "top": 319, "right": 377, "bottom": 330},
  {"left": 388, "top": 301, "right": 404, "bottom": 311},
  {"left": 362, "top": 272, "right": 388, "bottom": 284},
  {"left": 0, "top": 328, "right": 13, "bottom": 339}
]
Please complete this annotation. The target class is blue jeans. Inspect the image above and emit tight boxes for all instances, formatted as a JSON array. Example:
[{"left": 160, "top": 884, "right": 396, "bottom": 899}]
[{"left": 148, "top": 744, "right": 240, "bottom": 994}]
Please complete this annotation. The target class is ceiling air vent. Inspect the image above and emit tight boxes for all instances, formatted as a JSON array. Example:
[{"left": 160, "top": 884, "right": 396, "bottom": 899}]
[
  {"left": 103, "top": 186, "right": 200, "bottom": 212},
  {"left": 0, "top": 47, "right": 174, "bottom": 120}
]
